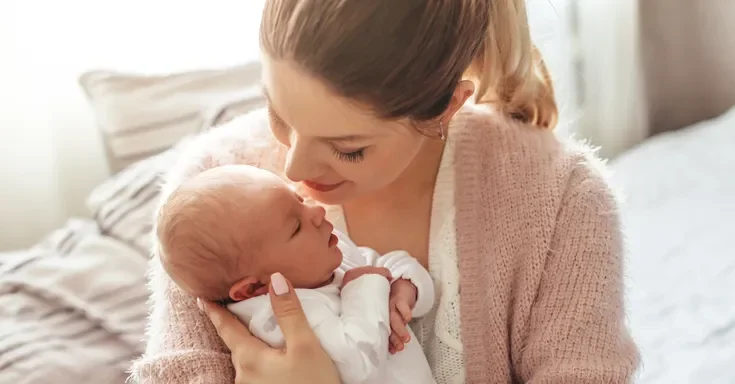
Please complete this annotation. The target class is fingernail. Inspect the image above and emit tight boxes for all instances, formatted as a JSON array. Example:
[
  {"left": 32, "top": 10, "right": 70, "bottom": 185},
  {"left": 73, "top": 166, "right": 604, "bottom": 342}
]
[
  {"left": 196, "top": 298, "right": 204, "bottom": 311},
  {"left": 271, "top": 273, "right": 289, "bottom": 296}
]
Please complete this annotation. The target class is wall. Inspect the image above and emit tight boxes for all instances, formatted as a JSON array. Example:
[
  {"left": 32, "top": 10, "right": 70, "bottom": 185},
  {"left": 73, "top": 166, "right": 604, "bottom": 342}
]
[
  {"left": 527, "top": 0, "right": 579, "bottom": 138},
  {"left": 574, "top": 0, "right": 648, "bottom": 158}
]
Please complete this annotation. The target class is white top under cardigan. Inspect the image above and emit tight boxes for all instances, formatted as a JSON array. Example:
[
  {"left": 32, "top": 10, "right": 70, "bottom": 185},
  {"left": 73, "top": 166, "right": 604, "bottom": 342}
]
[{"left": 329, "top": 134, "right": 464, "bottom": 384}]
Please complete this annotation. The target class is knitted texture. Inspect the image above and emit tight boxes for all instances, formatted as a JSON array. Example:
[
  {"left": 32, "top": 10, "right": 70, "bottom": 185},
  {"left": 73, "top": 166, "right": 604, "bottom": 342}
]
[
  {"left": 129, "top": 106, "right": 640, "bottom": 384},
  {"left": 410, "top": 130, "right": 465, "bottom": 383}
]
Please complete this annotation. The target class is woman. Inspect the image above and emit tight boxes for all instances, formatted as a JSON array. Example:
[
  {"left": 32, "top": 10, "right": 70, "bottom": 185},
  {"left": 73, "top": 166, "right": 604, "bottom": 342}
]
[{"left": 132, "top": 0, "right": 640, "bottom": 383}]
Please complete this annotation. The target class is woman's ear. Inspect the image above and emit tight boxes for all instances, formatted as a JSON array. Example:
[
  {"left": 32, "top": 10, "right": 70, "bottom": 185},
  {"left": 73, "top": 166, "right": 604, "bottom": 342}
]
[
  {"left": 229, "top": 276, "right": 269, "bottom": 302},
  {"left": 443, "top": 80, "right": 475, "bottom": 122}
]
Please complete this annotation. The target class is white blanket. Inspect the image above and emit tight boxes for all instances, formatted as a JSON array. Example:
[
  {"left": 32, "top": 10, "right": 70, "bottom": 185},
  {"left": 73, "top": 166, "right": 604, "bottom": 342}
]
[
  {"left": 610, "top": 107, "right": 735, "bottom": 384},
  {"left": 0, "top": 219, "right": 149, "bottom": 384}
]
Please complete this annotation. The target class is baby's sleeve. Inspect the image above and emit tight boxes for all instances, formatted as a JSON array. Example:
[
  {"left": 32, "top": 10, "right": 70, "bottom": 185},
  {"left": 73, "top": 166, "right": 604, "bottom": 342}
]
[
  {"left": 311, "top": 275, "right": 391, "bottom": 384},
  {"left": 369, "top": 249, "right": 436, "bottom": 318},
  {"left": 234, "top": 276, "right": 392, "bottom": 384}
]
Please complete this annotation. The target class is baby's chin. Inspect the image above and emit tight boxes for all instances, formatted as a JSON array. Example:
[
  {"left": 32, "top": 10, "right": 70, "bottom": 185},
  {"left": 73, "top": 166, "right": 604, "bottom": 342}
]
[
  {"left": 335, "top": 246, "right": 344, "bottom": 264},
  {"left": 324, "top": 246, "right": 343, "bottom": 272},
  {"left": 324, "top": 247, "right": 344, "bottom": 277}
]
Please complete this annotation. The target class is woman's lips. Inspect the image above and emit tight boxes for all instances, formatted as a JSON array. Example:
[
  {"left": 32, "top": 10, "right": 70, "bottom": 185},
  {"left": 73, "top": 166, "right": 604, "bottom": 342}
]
[{"left": 303, "top": 180, "right": 344, "bottom": 192}]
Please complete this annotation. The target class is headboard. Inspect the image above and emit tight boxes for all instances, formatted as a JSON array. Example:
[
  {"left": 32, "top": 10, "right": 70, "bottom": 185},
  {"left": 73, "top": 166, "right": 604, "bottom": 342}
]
[{"left": 640, "top": 0, "right": 735, "bottom": 134}]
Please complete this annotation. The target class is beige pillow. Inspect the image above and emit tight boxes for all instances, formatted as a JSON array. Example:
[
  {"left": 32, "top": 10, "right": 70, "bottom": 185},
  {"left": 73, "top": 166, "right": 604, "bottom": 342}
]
[{"left": 80, "top": 63, "right": 265, "bottom": 172}]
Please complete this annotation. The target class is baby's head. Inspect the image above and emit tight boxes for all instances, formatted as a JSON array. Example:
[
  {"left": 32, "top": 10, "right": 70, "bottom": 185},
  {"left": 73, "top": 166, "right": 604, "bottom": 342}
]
[{"left": 157, "top": 165, "right": 343, "bottom": 303}]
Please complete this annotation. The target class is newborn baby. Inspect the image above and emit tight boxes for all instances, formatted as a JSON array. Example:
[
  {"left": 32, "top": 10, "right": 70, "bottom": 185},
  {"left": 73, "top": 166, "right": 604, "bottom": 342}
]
[{"left": 157, "top": 164, "right": 436, "bottom": 384}]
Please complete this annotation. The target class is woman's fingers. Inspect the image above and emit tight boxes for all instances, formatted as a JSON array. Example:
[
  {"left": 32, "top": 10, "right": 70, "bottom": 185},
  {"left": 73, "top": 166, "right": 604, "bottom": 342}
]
[
  {"left": 268, "top": 273, "right": 319, "bottom": 350},
  {"left": 372, "top": 267, "right": 393, "bottom": 280},
  {"left": 198, "top": 299, "right": 268, "bottom": 359}
]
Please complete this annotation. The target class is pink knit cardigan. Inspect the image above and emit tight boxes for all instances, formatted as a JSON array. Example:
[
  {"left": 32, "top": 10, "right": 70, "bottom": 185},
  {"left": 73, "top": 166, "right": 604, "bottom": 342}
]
[{"left": 131, "top": 106, "right": 640, "bottom": 383}]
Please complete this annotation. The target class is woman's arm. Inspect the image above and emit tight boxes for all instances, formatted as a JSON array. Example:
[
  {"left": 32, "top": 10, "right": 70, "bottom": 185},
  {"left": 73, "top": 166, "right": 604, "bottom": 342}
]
[
  {"left": 130, "top": 258, "right": 235, "bottom": 383},
  {"left": 199, "top": 273, "right": 341, "bottom": 384},
  {"left": 130, "top": 110, "right": 286, "bottom": 383},
  {"left": 516, "top": 166, "right": 640, "bottom": 383}
]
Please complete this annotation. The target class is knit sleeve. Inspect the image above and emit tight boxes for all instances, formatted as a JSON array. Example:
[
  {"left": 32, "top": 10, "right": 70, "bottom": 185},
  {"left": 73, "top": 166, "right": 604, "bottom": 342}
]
[
  {"left": 129, "top": 257, "right": 235, "bottom": 384},
  {"left": 516, "top": 165, "right": 640, "bottom": 383},
  {"left": 129, "top": 110, "right": 285, "bottom": 384}
]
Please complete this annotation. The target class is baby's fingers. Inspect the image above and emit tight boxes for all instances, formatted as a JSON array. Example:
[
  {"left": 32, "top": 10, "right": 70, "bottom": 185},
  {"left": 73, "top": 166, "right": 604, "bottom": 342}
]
[
  {"left": 389, "top": 331, "right": 405, "bottom": 354},
  {"left": 396, "top": 301, "right": 413, "bottom": 323},
  {"left": 390, "top": 310, "right": 411, "bottom": 343}
]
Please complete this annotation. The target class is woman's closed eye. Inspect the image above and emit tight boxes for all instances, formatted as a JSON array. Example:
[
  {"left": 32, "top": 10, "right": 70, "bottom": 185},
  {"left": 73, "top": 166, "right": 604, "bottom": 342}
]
[{"left": 331, "top": 147, "right": 365, "bottom": 163}]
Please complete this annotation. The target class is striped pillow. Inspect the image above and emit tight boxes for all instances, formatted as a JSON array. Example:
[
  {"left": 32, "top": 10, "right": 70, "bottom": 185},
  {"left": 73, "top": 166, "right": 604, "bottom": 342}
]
[
  {"left": 80, "top": 63, "right": 263, "bottom": 173},
  {"left": 85, "top": 146, "right": 181, "bottom": 255},
  {"left": 85, "top": 84, "right": 267, "bottom": 254}
]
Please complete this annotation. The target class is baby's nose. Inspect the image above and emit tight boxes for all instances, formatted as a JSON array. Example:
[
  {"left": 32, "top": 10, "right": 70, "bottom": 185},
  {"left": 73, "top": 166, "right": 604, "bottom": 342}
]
[{"left": 310, "top": 205, "right": 327, "bottom": 226}]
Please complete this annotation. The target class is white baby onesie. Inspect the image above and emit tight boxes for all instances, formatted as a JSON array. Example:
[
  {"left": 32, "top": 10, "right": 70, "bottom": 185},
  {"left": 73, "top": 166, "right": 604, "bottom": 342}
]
[{"left": 229, "top": 230, "right": 437, "bottom": 384}]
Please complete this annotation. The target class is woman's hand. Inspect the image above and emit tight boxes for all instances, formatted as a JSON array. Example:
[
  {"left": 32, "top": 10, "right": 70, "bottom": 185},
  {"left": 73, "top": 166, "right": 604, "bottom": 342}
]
[{"left": 198, "top": 273, "right": 340, "bottom": 384}]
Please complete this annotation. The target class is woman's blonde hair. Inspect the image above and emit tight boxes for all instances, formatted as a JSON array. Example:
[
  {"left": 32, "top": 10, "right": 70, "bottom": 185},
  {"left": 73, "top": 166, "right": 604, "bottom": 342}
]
[{"left": 261, "top": 0, "right": 558, "bottom": 129}]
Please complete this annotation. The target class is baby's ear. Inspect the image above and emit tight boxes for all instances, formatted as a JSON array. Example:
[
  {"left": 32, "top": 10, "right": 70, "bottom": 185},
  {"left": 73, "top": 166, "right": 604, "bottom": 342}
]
[{"left": 229, "top": 277, "right": 267, "bottom": 301}]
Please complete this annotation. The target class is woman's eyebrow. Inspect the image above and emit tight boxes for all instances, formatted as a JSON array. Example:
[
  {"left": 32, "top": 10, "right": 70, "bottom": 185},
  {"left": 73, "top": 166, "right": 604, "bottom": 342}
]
[{"left": 317, "top": 134, "right": 372, "bottom": 144}]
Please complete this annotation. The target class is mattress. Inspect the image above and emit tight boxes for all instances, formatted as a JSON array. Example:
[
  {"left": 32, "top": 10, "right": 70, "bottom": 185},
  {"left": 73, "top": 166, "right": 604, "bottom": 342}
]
[{"left": 610, "top": 107, "right": 735, "bottom": 383}]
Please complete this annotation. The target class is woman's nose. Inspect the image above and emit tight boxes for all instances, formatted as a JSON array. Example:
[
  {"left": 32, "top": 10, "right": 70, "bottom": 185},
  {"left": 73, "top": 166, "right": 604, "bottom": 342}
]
[{"left": 284, "top": 137, "right": 319, "bottom": 183}]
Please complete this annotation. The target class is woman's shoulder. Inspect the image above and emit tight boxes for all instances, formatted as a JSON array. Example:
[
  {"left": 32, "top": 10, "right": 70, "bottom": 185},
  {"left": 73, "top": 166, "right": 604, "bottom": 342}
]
[
  {"left": 453, "top": 104, "right": 613, "bottom": 203},
  {"left": 169, "top": 107, "right": 287, "bottom": 182},
  {"left": 191, "top": 107, "right": 279, "bottom": 158}
]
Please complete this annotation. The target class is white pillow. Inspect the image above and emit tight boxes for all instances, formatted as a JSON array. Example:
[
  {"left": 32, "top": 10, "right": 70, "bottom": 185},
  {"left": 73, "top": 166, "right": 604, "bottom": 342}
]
[{"left": 80, "top": 62, "right": 264, "bottom": 173}]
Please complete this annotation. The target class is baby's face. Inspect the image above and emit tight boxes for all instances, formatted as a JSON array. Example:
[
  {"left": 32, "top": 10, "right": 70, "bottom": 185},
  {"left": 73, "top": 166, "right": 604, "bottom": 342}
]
[{"left": 246, "top": 174, "right": 343, "bottom": 289}]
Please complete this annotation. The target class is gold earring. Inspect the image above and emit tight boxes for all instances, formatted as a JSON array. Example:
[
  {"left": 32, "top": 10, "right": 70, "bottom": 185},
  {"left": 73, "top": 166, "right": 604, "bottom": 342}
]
[{"left": 438, "top": 121, "right": 446, "bottom": 141}]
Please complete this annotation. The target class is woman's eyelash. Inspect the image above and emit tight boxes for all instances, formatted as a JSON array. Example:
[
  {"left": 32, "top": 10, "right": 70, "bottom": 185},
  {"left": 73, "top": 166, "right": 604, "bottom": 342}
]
[
  {"left": 332, "top": 147, "right": 365, "bottom": 163},
  {"left": 267, "top": 106, "right": 284, "bottom": 123}
]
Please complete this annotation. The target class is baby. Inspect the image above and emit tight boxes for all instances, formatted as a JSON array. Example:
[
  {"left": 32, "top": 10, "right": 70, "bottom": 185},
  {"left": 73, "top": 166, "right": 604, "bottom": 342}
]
[{"left": 157, "top": 164, "right": 436, "bottom": 384}]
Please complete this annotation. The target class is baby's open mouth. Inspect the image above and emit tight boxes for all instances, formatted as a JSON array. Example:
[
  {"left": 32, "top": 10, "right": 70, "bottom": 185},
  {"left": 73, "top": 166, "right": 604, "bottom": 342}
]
[{"left": 328, "top": 233, "right": 338, "bottom": 247}]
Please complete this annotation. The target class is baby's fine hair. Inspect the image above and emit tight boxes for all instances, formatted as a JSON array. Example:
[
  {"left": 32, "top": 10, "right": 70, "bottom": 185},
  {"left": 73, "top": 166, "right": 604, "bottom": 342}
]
[{"left": 156, "top": 169, "right": 261, "bottom": 301}]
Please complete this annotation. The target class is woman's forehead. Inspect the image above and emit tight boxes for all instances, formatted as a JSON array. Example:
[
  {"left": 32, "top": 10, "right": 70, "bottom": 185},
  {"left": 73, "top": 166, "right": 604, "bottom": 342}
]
[{"left": 261, "top": 57, "right": 395, "bottom": 138}]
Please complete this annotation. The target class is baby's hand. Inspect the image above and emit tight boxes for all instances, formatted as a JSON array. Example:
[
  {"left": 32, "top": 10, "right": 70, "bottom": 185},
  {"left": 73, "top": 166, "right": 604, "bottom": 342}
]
[
  {"left": 388, "top": 278, "right": 417, "bottom": 354},
  {"left": 341, "top": 266, "right": 392, "bottom": 288}
]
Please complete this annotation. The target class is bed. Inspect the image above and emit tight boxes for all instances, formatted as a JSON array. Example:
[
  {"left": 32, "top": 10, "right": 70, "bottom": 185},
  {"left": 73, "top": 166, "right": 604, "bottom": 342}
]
[{"left": 611, "top": 107, "right": 735, "bottom": 384}]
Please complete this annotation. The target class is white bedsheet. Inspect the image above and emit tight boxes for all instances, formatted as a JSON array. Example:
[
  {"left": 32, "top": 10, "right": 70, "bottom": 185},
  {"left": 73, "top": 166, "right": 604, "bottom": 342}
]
[
  {"left": 610, "top": 107, "right": 735, "bottom": 384},
  {"left": 0, "top": 219, "right": 149, "bottom": 384}
]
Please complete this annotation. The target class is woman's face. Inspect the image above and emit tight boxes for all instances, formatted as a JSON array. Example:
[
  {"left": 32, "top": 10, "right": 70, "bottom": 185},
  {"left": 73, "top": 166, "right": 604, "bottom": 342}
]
[{"left": 262, "top": 57, "right": 429, "bottom": 205}]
